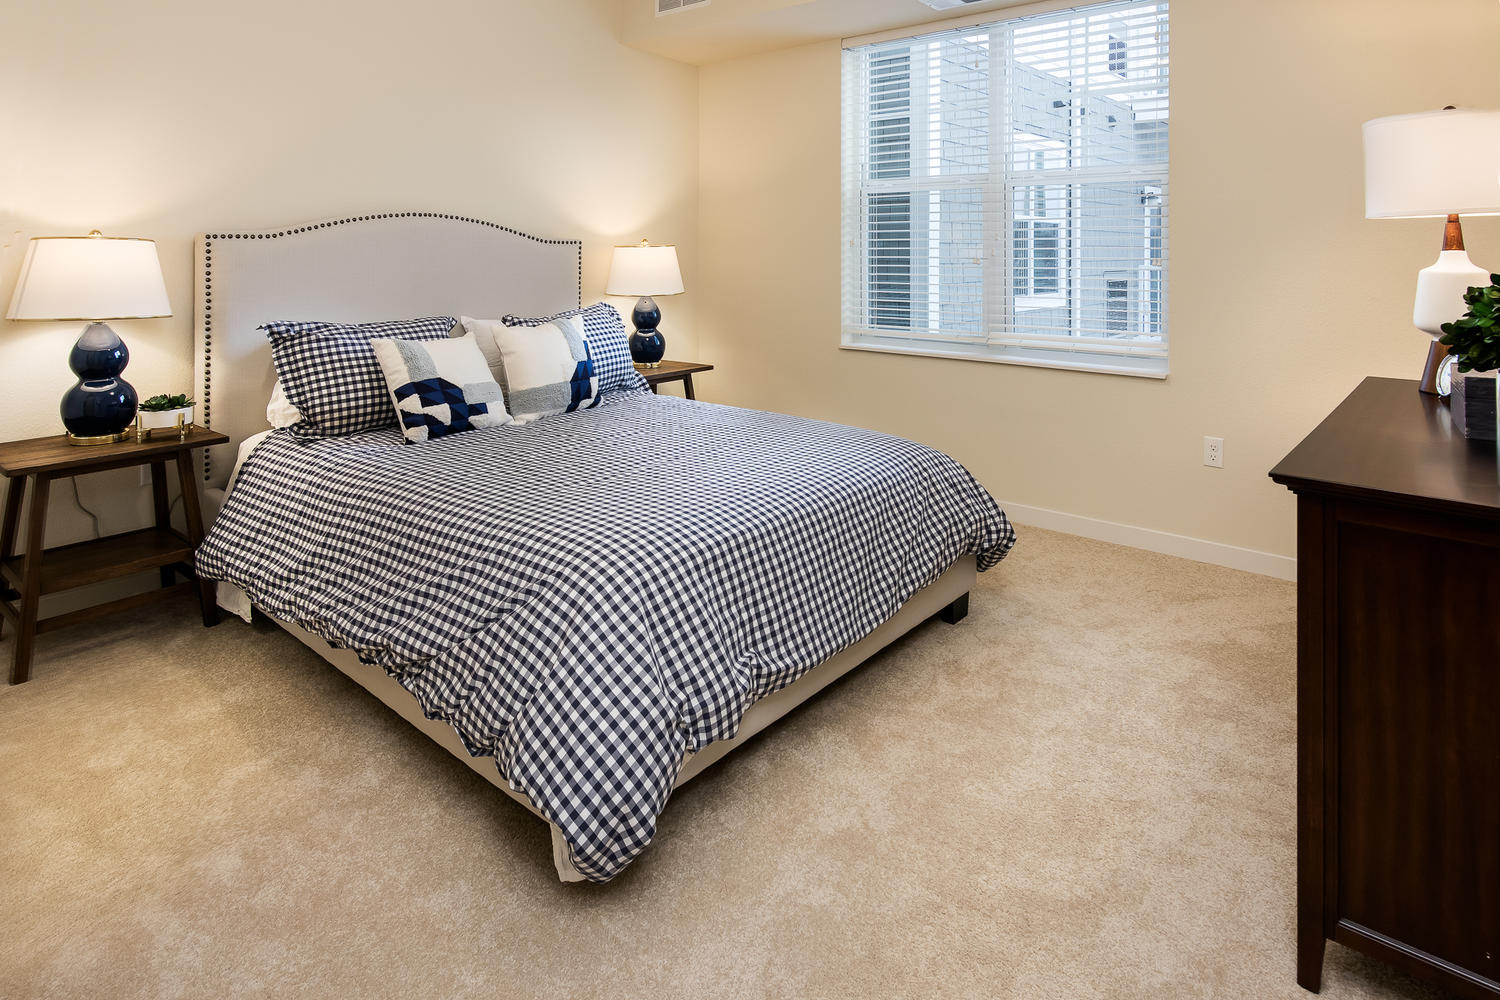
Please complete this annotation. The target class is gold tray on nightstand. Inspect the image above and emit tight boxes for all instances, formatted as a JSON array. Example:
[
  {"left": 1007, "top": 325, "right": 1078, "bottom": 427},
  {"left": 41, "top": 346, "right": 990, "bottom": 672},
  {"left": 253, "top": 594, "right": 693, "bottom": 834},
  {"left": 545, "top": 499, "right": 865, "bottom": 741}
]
[{"left": 135, "top": 413, "right": 194, "bottom": 443}]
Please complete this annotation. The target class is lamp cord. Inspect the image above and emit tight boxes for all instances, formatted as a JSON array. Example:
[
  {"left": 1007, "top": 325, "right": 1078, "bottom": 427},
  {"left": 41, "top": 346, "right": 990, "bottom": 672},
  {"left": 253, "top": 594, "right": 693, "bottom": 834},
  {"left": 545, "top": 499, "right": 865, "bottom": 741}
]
[
  {"left": 69, "top": 477, "right": 101, "bottom": 538},
  {"left": 65, "top": 475, "right": 184, "bottom": 540}
]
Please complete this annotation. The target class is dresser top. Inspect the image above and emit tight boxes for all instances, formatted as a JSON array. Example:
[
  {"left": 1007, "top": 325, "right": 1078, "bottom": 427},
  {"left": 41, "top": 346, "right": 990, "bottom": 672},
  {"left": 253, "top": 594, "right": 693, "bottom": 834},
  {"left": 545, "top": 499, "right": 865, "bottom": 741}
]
[{"left": 1270, "top": 376, "right": 1500, "bottom": 519}]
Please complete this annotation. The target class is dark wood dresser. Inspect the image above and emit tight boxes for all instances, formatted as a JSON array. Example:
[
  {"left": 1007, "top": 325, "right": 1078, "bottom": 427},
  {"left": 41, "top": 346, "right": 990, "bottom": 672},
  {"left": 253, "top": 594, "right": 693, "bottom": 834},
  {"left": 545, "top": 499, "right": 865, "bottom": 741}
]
[{"left": 1270, "top": 377, "right": 1499, "bottom": 998}]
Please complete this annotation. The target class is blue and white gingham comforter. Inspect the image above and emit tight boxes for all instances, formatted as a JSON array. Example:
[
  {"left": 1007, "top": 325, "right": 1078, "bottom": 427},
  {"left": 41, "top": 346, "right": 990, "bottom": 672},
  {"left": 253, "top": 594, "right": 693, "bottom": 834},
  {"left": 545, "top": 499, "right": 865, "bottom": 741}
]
[{"left": 197, "top": 389, "right": 1016, "bottom": 880}]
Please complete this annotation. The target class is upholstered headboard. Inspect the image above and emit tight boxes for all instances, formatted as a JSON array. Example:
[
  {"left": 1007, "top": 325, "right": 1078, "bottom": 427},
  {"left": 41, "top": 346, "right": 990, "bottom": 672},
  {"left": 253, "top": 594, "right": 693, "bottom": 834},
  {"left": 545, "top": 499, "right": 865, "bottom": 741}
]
[{"left": 193, "top": 212, "right": 582, "bottom": 488}]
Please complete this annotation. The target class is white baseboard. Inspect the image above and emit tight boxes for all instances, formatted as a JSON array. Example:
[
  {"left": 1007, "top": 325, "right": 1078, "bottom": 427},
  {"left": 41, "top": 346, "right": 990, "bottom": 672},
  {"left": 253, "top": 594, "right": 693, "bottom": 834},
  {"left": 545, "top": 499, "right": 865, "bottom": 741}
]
[{"left": 1000, "top": 501, "right": 1297, "bottom": 582}]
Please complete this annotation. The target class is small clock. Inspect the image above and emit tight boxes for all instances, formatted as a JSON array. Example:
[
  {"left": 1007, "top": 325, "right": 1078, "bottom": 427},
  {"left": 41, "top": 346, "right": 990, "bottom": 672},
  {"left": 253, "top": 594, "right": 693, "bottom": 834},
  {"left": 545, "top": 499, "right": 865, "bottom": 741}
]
[{"left": 1435, "top": 354, "right": 1456, "bottom": 398}]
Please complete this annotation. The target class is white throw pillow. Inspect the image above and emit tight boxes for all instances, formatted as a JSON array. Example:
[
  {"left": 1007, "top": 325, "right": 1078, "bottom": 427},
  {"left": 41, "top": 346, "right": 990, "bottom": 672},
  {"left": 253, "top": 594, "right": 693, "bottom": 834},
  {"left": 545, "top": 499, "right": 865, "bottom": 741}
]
[
  {"left": 462, "top": 315, "right": 600, "bottom": 425},
  {"left": 370, "top": 333, "right": 512, "bottom": 443}
]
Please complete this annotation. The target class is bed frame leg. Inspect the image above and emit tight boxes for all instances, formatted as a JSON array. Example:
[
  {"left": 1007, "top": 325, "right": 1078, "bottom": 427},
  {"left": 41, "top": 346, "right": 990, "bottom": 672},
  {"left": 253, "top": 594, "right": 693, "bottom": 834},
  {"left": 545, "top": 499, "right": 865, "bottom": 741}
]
[
  {"left": 938, "top": 592, "right": 969, "bottom": 625},
  {"left": 551, "top": 825, "right": 588, "bottom": 883}
]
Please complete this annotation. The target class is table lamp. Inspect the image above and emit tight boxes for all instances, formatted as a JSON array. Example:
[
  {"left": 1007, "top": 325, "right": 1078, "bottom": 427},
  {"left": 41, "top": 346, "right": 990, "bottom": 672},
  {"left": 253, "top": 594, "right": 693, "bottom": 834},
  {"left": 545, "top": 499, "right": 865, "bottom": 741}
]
[
  {"left": 605, "top": 239, "right": 684, "bottom": 368},
  {"left": 6, "top": 231, "right": 171, "bottom": 444},
  {"left": 1363, "top": 107, "right": 1500, "bottom": 394}
]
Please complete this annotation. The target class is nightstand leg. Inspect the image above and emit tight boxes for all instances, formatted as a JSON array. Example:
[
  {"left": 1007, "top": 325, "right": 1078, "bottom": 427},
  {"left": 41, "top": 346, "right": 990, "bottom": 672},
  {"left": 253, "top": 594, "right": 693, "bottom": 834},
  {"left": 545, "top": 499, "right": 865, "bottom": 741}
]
[
  {"left": 11, "top": 474, "right": 50, "bottom": 685},
  {"left": 150, "top": 461, "right": 172, "bottom": 586},
  {"left": 175, "top": 453, "right": 219, "bottom": 628},
  {"left": 1, "top": 476, "right": 22, "bottom": 560},
  {"left": 0, "top": 476, "right": 22, "bottom": 638},
  {"left": 683, "top": 375, "right": 696, "bottom": 401}
]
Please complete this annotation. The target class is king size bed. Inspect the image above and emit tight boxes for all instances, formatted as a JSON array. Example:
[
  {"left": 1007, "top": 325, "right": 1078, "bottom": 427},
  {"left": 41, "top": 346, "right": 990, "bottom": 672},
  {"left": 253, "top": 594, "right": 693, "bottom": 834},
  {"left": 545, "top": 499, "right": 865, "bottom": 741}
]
[{"left": 191, "top": 212, "right": 1015, "bottom": 883}]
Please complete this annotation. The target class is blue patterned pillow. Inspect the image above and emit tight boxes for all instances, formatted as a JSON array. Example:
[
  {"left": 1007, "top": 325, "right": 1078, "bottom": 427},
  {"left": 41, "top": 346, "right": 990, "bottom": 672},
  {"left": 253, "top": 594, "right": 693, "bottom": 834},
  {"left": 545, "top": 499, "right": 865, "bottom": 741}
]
[
  {"left": 262, "top": 317, "right": 455, "bottom": 438},
  {"left": 371, "top": 334, "right": 511, "bottom": 443},
  {"left": 500, "top": 303, "right": 647, "bottom": 395}
]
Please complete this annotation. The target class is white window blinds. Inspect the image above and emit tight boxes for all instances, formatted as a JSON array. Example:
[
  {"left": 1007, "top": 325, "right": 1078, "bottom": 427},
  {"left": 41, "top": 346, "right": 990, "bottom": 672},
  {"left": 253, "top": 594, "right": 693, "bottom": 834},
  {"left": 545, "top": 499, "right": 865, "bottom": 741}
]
[{"left": 841, "top": 0, "right": 1170, "bottom": 376}]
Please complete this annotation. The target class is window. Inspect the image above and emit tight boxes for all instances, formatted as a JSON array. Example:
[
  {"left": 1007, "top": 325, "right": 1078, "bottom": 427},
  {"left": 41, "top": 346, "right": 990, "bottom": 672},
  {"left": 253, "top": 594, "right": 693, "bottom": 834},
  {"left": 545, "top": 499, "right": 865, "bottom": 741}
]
[
  {"left": 1014, "top": 220, "right": 1061, "bottom": 296},
  {"left": 841, "top": 0, "right": 1170, "bottom": 377},
  {"left": 1108, "top": 34, "right": 1128, "bottom": 75},
  {"left": 1104, "top": 275, "right": 1131, "bottom": 331}
]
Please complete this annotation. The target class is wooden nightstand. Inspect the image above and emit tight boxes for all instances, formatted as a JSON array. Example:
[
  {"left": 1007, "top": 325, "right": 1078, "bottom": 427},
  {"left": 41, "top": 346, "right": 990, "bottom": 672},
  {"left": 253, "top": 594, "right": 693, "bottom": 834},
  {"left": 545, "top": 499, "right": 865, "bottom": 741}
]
[
  {"left": 0, "top": 426, "right": 229, "bottom": 684},
  {"left": 638, "top": 360, "right": 714, "bottom": 400}
]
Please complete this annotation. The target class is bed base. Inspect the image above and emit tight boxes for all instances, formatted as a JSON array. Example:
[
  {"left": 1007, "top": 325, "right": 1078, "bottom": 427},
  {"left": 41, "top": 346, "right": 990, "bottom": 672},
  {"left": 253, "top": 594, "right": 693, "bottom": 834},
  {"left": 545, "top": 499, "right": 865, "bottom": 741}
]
[{"left": 274, "top": 555, "right": 977, "bottom": 882}]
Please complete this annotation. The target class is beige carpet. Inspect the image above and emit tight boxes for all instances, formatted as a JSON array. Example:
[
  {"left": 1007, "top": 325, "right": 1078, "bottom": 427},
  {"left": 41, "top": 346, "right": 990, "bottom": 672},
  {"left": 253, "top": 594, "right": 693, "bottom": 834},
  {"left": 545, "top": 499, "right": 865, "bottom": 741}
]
[{"left": 0, "top": 527, "right": 1451, "bottom": 999}]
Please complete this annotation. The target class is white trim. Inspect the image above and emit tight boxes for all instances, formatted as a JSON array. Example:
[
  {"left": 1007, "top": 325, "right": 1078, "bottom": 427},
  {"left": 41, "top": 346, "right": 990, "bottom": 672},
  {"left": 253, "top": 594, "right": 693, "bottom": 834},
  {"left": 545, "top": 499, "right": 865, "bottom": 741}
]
[
  {"left": 840, "top": 340, "right": 1169, "bottom": 379},
  {"left": 1001, "top": 501, "right": 1296, "bottom": 581}
]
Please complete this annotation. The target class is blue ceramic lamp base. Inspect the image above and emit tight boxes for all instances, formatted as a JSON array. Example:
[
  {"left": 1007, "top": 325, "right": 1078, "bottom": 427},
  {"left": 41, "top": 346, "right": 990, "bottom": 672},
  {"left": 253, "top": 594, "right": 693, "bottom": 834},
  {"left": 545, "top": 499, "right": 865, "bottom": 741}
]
[
  {"left": 63, "top": 322, "right": 138, "bottom": 446},
  {"left": 629, "top": 296, "right": 666, "bottom": 369}
]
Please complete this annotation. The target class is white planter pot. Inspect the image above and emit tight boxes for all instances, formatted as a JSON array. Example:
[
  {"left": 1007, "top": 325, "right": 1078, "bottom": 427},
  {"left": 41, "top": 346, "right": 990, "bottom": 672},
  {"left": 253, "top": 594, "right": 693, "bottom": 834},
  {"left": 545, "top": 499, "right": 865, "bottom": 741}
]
[{"left": 136, "top": 405, "right": 194, "bottom": 441}]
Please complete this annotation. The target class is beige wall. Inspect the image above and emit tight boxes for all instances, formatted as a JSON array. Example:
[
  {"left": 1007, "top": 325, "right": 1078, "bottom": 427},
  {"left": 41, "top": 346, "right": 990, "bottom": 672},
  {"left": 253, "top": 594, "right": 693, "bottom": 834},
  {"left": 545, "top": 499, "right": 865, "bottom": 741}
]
[
  {"left": 5, "top": 0, "right": 1497, "bottom": 572},
  {"left": 1, "top": 0, "right": 698, "bottom": 551},
  {"left": 698, "top": 0, "right": 1500, "bottom": 561}
]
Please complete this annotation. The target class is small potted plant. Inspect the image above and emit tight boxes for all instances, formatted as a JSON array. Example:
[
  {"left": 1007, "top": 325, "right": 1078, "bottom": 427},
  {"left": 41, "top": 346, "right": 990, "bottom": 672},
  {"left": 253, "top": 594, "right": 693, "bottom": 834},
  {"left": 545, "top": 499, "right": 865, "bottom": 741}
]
[
  {"left": 136, "top": 393, "right": 195, "bottom": 441},
  {"left": 1438, "top": 275, "right": 1500, "bottom": 441}
]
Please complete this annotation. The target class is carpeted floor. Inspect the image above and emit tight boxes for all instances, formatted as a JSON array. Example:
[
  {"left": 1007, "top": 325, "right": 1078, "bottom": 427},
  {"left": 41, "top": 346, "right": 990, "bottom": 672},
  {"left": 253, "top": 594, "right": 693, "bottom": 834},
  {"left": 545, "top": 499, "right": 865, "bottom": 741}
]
[{"left": 0, "top": 527, "right": 1451, "bottom": 999}]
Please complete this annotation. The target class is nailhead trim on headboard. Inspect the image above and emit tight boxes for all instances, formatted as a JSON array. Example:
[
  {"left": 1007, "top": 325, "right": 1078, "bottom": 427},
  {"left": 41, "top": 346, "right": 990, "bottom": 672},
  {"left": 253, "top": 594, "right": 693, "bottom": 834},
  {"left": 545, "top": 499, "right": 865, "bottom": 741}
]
[{"left": 198, "top": 212, "right": 585, "bottom": 482}]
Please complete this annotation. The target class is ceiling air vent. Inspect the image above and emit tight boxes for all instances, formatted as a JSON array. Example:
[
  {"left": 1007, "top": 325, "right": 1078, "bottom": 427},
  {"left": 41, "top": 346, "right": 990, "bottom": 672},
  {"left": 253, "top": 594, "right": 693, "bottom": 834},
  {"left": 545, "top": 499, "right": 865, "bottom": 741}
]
[
  {"left": 917, "top": 0, "right": 987, "bottom": 9},
  {"left": 657, "top": 0, "right": 710, "bottom": 14}
]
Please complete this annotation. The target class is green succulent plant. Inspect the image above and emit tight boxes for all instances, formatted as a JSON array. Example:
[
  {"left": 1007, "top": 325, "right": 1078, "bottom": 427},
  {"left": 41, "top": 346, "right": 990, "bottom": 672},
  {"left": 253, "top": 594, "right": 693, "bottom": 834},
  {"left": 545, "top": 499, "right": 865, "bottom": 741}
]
[
  {"left": 1439, "top": 274, "right": 1500, "bottom": 374},
  {"left": 139, "top": 393, "right": 194, "bottom": 412}
]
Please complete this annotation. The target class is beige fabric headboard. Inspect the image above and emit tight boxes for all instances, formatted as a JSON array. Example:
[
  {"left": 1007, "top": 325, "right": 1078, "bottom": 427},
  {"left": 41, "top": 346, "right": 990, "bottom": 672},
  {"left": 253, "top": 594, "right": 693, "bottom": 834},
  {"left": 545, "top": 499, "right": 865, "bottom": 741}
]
[{"left": 193, "top": 212, "right": 581, "bottom": 488}]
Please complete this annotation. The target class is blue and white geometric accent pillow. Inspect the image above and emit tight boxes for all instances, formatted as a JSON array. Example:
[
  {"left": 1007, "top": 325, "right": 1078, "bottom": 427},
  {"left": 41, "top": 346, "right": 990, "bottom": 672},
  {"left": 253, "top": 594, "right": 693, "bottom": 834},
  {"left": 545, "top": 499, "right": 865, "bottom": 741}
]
[
  {"left": 262, "top": 316, "right": 455, "bottom": 439},
  {"left": 499, "top": 303, "right": 647, "bottom": 395},
  {"left": 370, "top": 334, "right": 512, "bottom": 443},
  {"left": 461, "top": 314, "right": 600, "bottom": 425}
]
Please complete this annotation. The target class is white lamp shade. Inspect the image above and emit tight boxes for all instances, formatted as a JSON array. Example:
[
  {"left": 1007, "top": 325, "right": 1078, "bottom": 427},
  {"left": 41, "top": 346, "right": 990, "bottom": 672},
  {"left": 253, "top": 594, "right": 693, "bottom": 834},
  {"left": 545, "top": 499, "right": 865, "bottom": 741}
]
[
  {"left": 6, "top": 235, "right": 172, "bottom": 321},
  {"left": 605, "top": 243, "right": 684, "bottom": 297},
  {"left": 1363, "top": 108, "right": 1500, "bottom": 219}
]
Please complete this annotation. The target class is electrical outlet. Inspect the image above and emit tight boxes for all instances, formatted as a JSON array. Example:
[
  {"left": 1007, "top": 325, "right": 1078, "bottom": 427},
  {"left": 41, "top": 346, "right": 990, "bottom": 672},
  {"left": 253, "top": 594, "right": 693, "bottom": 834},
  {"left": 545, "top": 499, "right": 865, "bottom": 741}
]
[{"left": 1203, "top": 436, "right": 1224, "bottom": 469}]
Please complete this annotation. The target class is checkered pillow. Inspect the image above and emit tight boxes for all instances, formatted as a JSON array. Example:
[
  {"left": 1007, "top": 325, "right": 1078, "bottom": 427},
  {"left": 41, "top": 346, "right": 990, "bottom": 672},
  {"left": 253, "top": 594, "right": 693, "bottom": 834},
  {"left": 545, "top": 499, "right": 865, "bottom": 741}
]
[
  {"left": 262, "top": 317, "right": 455, "bottom": 438},
  {"left": 500, "top": 303, "right": 647, "bottom": 394},
  {"left": 371, "top": 334, "right": 512, "bottom": 443}
]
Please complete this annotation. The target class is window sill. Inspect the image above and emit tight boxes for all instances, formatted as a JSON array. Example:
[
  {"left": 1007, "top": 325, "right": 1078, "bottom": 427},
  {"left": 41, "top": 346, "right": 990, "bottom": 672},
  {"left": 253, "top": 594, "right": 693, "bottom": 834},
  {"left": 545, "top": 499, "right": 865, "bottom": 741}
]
[{"left": 839, "top": 339, "right": 1168, "bottom": 379}]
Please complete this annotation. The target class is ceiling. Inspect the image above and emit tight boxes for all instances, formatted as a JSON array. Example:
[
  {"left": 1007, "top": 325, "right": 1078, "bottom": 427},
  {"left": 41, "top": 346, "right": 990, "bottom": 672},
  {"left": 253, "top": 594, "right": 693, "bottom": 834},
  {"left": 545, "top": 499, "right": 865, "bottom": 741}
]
[{"left": 616, "top": 0, "right": 1036, "bottom": 65}]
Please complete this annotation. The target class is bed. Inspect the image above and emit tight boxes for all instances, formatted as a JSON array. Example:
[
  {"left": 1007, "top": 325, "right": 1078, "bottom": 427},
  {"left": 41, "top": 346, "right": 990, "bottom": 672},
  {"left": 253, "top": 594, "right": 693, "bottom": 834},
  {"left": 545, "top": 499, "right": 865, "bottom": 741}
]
[{"left": 191, "top": 213, "right": 1015, "bottom": 882}]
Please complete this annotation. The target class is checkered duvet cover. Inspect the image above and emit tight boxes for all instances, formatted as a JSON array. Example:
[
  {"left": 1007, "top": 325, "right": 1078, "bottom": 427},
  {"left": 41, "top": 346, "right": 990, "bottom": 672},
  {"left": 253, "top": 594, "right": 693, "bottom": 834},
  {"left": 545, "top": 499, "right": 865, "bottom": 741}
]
[{"left": 197, "top": 389, "right": 1015, "bottom": 881}]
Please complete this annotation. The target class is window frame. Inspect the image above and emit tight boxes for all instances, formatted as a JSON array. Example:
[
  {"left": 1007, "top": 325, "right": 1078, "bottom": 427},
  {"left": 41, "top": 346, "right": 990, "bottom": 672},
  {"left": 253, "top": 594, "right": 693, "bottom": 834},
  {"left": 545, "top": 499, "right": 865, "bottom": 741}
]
[{"left": 840, "top": 0, "right": 1170, "bottom": 379}]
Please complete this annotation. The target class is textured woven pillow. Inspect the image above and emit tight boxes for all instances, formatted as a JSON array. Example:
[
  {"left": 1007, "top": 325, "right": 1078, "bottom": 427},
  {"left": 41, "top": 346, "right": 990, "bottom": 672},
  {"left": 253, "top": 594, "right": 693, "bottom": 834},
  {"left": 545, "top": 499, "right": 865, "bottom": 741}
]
[
  {"left": 499, "top": 303, "right": 647, "bottom": 394},
  {"left": 262, "top": 316, "right": 455, "bottom": 438},
  {"left": 371, "top": 334, "right": 511, "bottom": 443},
  {"left": 461, "top": 314, "right": 599, "bottom": 425}
]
